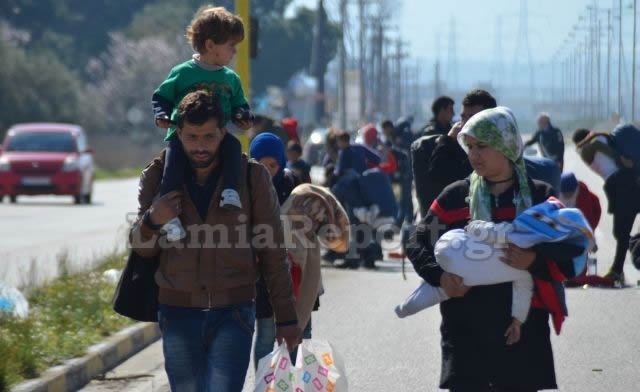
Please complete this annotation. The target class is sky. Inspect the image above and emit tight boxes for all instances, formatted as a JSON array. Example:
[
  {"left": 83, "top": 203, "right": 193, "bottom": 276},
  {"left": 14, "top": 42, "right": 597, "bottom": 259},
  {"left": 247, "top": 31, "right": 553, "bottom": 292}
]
[
  {"left": 286, "top": 0, "right": 630, "bottom": 64},
  {"left": 286, "top": 0, "right": 638, "bottom": 121}
]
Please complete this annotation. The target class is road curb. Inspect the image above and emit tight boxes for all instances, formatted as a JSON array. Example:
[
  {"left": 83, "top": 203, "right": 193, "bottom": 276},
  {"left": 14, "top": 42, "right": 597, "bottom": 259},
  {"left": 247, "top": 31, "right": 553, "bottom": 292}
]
[{"left": 11, "top": 322, "right": 160, "bottom": 392}]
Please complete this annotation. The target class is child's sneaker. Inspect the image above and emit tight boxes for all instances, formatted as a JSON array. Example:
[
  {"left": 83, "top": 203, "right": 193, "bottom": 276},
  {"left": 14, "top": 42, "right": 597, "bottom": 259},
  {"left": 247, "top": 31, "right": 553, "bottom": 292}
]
[
  {"left": 220, "top": 189, "right": 242, "bottom": 209},
  {"left": 162, "top": 217, "right": 186, "bottom": 242}
]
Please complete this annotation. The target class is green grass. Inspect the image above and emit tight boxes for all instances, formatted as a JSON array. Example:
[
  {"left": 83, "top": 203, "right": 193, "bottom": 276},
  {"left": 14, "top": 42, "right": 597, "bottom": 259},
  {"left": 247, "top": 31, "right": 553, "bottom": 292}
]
[
  {"left": 94, "top": 167, "right": 144, "bottom": 181},
  {"left": 0, "top": 253, "right": 136, "bottom": 391}
]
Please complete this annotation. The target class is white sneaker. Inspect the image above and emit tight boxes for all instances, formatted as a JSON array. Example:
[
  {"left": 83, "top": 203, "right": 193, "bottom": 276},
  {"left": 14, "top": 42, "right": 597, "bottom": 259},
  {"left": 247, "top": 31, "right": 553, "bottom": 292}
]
[
  {"left": 220, "top": 189, "right": 242, "bottom": 209},
  {"left": 162, "top": 217, "right": 186, "bottom": 242},
  {"left": 367, "top": 204, "right": 380, "bottom": 225},
  {"left": 353, "top": 207, "right": 369, "bottom": 223}
]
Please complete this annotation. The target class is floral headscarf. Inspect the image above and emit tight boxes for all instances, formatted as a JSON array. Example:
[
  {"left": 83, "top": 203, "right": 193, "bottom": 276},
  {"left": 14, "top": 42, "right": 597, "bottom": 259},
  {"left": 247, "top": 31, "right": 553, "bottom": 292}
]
[{"left": 457, "top": 106, "right": 532, "bottom": 221}]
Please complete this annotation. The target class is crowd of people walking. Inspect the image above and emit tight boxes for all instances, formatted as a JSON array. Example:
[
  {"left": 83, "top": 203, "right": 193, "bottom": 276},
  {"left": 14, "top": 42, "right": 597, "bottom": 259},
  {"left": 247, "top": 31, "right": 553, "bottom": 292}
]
[{"left": 120, "top": 5, "right": 640, "bottom": 391}]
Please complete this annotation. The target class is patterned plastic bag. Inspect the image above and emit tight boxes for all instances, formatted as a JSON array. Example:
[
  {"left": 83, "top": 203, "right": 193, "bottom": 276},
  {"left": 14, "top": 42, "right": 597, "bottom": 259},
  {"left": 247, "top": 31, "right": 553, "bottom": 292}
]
[{"left": 255, "top": 340, "right": 347, "bottom": 392}]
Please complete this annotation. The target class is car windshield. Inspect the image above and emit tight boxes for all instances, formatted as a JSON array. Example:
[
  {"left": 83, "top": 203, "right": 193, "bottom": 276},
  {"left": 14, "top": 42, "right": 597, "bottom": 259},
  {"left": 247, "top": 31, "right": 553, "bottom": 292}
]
[{"left": 6, "top": 132, "right": 77, "bottom": 152}]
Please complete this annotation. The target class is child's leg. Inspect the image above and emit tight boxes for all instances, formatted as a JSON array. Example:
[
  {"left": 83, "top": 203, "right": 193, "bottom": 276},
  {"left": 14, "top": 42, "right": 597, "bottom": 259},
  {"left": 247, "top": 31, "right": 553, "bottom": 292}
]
[
  {"left": 160, "top": 137, "right": 187, "bottom": 196},
  {"left": 158, "top": 137, "right": 186, "bottom": 240},
  {"left": 395, "top": 281, "right": 448, "bottom": 318},
  {"left": 219, "top": 133, "right": 242, "bottom": 208}
]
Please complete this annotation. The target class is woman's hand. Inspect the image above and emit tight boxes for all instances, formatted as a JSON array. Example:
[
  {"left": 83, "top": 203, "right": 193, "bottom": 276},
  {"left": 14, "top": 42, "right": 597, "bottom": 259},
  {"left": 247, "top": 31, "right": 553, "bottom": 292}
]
[
  {"left": 505, "top": 318, "right": 522, "bottom": 345},
  {"left": 500, "top": 243, "right": 536, "bottom": 270},
  {"left": 440, "top": 272, "right": 470, "bottom": 298}
]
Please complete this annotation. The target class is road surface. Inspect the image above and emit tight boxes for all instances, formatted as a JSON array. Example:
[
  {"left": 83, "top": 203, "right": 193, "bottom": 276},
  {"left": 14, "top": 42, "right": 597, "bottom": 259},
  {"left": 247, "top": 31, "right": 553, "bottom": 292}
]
[
  {"left": 0, "top": 178, "right": 139, "bottom": 287},
  {"left": 2, "top": 147, "right": 639, "bottom": 391}
]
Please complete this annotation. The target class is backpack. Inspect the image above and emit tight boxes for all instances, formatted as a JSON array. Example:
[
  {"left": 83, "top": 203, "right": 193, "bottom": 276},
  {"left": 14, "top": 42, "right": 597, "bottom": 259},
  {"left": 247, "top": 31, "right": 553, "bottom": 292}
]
[
  {"left": 410, "top": 134, "right": 441, "bottom": 217},
  {"left": 610, "top": 124, "right": 640, "bottom": 174}
]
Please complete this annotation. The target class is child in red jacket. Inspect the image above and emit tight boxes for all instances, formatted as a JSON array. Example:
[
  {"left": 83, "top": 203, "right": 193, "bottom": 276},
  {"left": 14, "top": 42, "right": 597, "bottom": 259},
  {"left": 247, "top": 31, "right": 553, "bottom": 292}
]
[
  {"left": 559, "top": 172, "right": 601, "bottom": 230},
  {"left": 560, "top": 172, "right": 603, "bottom": 285}
]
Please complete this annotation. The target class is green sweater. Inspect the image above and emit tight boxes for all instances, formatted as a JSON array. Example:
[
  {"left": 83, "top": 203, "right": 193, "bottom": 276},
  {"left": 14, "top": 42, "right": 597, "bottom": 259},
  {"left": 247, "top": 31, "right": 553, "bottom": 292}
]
[{"left": 152, "top": 59, "right": 248, "bottom": 141}]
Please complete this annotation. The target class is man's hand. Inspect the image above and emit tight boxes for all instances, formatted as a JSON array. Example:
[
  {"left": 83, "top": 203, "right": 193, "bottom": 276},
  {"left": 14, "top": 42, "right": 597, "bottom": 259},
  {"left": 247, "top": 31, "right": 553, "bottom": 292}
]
[
  {"left": 155, "top": 117, "right": 173, "bottom": 129},
  {"left": 505, "top": 318, "right": 522, "bottom": 345},
  {"left": 440, "top": 272, "right": 469, "bottom": 298},
  {"left": 235, "top": 120, "right": 253, "bottom": 131},
  {"left": 149, "top": 191, "right": 182, "bottom": 226},
  {"left": 500, "top": 243, "right": 536, "bottom": 270},
  {"left": 620, "top": 156, "right": 634, "bottom": 168},
  {"left": 276, "top": 324, "right": 302, "bottom": 350},
  {"left": 447, "top": 121, "right": 463, "bottom": 139}
]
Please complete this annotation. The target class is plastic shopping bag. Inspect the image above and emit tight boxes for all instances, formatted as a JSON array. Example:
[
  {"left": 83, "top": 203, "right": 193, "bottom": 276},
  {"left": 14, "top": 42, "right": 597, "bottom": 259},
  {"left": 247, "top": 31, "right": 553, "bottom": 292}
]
[
  {"left": 295, "top": 339, "right": 347, "bottom": 392},
  {"left": 254, "top": 344, "right": 299, "bottom": 392},
  {"left": 0, "top": 283, "right": 29, "bottom": 319},
  {"left": 255, "top": 340, "right": 347, "bottom": 392}
]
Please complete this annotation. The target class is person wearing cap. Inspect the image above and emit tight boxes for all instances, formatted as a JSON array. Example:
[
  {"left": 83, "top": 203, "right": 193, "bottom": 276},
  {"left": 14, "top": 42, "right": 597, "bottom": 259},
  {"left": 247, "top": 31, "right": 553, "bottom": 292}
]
[{"left": 559, "top": 172, "right": 601, "bottom": 230}]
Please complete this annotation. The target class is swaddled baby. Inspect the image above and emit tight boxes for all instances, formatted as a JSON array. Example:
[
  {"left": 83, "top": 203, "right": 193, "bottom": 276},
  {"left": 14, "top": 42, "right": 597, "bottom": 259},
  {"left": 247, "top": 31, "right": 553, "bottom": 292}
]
[{"left": 396, "top": 197, "right": 593, "bottom": 342}]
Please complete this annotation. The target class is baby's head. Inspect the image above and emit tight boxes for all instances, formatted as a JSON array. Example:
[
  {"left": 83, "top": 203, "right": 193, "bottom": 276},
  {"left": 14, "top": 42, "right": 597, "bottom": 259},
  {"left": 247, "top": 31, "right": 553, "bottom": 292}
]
[{"left": 186, "top": 6, "right": 244, "bottom": 66}]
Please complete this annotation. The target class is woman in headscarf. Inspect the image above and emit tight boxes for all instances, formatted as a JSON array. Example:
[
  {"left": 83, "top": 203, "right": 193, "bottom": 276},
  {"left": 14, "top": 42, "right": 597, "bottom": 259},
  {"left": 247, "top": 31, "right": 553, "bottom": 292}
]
[
  {"left": 407, "top": 107, "right": 584, "bottom": 391},
  {"left": 249, "top": 132, "right": 302, "bottom": 367}
]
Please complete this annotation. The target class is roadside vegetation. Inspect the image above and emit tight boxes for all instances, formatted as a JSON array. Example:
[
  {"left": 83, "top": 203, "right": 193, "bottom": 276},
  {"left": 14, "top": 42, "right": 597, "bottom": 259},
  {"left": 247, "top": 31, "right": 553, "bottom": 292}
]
[{"left": 0, "top": 252, "right": 133, "bottom": 391}]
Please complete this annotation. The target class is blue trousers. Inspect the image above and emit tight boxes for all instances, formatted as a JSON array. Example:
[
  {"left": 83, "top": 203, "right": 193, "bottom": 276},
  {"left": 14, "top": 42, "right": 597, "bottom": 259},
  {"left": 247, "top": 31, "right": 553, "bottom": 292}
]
[{"left": 158, "top": 302, "right": 255, "bottom": 392}]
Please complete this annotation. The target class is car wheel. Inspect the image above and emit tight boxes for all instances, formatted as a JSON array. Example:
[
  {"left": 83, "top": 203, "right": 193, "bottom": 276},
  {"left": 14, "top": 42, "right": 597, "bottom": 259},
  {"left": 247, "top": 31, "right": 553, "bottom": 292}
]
[
  {"left": 0, "top": 195, "right": 4, "bottom": 203},
  {"left": 9, "top": 195, "right": 17, "bottom": 204},
  {"left": 74, "top": 195, "right": 83, "bottom": 205},
  {"left": 83, "top": 192, "right": 92, "bottom": 205}
]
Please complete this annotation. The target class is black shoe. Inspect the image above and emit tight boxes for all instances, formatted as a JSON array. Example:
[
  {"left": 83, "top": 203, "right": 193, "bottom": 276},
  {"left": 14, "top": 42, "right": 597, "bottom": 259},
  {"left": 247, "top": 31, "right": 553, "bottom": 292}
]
[
  {"left": 336, "top": 259, "right": 360, "bottom": 269},
  {"left": 363, "top": 260, "right": 378, "bottom": 270},
  {"left": 322, "top": 250, "right": 340, "bottom": 264}
]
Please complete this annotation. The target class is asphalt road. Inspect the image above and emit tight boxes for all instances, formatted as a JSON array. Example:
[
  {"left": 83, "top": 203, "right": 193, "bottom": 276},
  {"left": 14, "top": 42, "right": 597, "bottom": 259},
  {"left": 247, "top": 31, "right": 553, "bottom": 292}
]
[
  {"left": 0, "top": 178, "right": 139, "bottom": 287},
  {"left": 3, "top": 146, "right": 640, "bottom": 391}
]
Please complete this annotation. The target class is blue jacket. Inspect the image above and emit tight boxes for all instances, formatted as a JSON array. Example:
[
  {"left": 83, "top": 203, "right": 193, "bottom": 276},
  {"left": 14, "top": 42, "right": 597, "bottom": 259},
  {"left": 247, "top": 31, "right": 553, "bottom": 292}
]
[{"left": 334, "top": 144, "right": 381, "bottom": 177}]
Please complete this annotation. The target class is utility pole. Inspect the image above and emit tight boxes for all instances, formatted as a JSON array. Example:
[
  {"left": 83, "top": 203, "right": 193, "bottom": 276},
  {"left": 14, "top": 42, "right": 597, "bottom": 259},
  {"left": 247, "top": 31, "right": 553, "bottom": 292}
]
[
  {"left": 633, "top": 0, "right": 637, "bottom": 121},
  {"left": 607, "top": 9, "right": 612, "bottom": 119},
  {"left": 358, "top": 0, "right": 366, "bottom": 122},
  {"left": 597, "top": 15, "right": 602, "bottom": 119},
  {"left": 394, "top": 39, "right": 408, "bottom": 118},
  {"left": 589, "top": 7, "right": 595, "bottom": 119},
  {"left": 513, "top": 0, "right": 535, "bottom": 101},
  {"left": 338, "top": 0, "right": 347, "bottom": 129},
  {"left": 447, "top": 17, "right": 459, "bottom": 91},
  {"left": 235, "top": 0, "right": 251, "bottom": 101},
  {"left": 585, "top": 35, "right": 590, "bottom": 118},
  {"left": 493, "top": 16, "right": 505, "bottom": 90},
  {"left": 618, "top": 0, "right": 623, "bottom": 116},
  {"left": 310, "top": 0, "right": 326, "bottom": 125}
]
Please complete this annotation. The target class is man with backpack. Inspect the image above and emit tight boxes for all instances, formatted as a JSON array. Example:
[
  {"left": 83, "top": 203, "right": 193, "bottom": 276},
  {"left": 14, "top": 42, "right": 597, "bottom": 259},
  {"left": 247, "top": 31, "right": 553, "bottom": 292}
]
[
  {"left": 572, "top": 125, "right": 640, "bottom": 285},
  {"left": 411, "top": 90, "right": 492, "bottom": 217},
  {"left": 417, "top": 96, "right": 455, "bottom": 138},
  {"left": 412, "top": 89, "right": 562, "bottom": 218}
]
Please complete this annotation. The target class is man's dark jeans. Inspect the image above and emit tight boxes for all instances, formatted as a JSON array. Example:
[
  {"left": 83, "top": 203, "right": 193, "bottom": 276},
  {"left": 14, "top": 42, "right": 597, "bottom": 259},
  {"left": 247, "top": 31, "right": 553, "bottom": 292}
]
[{"left": 158, "top": 302, "right": 255, "bottom": 392}]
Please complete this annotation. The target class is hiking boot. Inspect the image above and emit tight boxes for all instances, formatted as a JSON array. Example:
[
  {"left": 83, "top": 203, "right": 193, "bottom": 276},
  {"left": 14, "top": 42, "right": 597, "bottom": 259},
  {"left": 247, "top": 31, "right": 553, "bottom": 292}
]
[{"left": 220, "top": 189, "right": 242, "bottom": 209}]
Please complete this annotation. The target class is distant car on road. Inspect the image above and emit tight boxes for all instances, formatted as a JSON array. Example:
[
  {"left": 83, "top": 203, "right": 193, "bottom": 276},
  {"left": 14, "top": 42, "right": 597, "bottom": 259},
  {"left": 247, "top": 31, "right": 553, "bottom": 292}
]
[{"left": 0, "top": 123, "right": 95, "bottom": 204}]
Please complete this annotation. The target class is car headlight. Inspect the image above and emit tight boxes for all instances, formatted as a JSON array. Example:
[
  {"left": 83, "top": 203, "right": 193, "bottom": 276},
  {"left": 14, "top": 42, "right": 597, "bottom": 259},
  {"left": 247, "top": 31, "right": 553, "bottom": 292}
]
[
  {"left": 0, "top": 156, "right": 10, "bottom": 172},
  {"left": 62, "top": 155, "right": 80, "bottom": 172}
]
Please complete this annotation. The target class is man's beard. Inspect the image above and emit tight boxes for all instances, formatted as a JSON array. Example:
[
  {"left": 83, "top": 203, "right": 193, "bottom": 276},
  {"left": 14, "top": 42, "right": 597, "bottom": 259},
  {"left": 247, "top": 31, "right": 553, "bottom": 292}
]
[{"left": 187, "top": 151, "right": 215, "bottom": 168}]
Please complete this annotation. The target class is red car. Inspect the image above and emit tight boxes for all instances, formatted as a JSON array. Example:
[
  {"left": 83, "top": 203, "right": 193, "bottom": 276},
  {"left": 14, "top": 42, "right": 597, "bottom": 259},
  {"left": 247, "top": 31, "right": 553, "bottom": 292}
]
[{"left": 0, "top": 123, "right": 95, "bottom": 204}]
